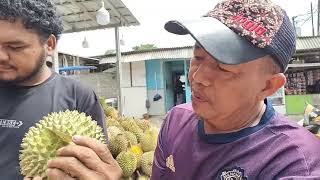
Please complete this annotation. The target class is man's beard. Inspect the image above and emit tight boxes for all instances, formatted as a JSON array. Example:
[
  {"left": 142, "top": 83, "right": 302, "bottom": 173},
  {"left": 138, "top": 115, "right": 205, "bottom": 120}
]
[{"left": 0, "top": 50, "right": 47, "bottom": 85}]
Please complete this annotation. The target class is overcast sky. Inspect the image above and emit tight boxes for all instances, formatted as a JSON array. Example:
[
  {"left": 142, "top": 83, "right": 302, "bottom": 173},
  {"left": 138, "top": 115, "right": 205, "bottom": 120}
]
[{"left": 57, "top": 0, "right": 319, "bottom": 57}]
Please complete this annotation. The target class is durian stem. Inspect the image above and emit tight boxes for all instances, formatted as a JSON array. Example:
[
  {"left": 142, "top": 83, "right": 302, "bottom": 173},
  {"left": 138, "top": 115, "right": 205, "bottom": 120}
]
[{"left": 136, "top": 170, "right": 142, "bottom": 177}]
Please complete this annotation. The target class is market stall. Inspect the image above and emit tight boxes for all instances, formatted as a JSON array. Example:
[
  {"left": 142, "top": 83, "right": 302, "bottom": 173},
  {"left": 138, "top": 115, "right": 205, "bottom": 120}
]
[{"left": 284, "top": 36, "right": 320, "bottom": 114}]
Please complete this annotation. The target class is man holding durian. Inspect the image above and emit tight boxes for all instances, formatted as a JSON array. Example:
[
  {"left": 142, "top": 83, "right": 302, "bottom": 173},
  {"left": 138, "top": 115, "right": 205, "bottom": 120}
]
[
  {"left": 2, "top": 0, "right": 320, "bottom": 180},
  {"left": 46, "top": 0, "right": 320, "bottom": 179},
  {"left": 0, "top": 0, "right": 108, "bottom": 179}
]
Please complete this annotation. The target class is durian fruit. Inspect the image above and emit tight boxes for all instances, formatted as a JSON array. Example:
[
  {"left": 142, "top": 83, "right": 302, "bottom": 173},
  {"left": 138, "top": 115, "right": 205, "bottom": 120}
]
[
  {"left": 137, "top": 171, "right": 150, "bottom": 180},
  {"left": 136, "top": 119, "right": 151, "bottom": 132},
  {"left": 124, "top": 131, "right": 138, "bottom": 146},
  {"left": 137, "top": 174, "right": 150, "bottom": 180},
  {"left": 99, "top": 96, "right": 108, "bottom": 108},
  {"left": 99, "top": 97, "right": 109, "bottom": 113},
  {"left": 117, "top": 116, "right": 126, "bottom": 124},
  {"left": 129, "top": 145, "right": 143, "bottom": 168},
  {"left": 135, "top": 131, "right": 144, "bottom": 143},
  {"left": 106, "top": 118, "right": 122, "bottom": 128},
  {"left": 99, "top": 97, "right": 118, "bottom": 119},
  {"left": 121, "top": 119, "right": 144, "bottom": 142},
  {"left": 140, "top": 128, "right": 159, "bottom": 152},
  {"left": 121, "top": 118, "right": 138, "bottom": 131},
  {"left": 141, "top": 151, "right": 155, "bottom": 177},
  {"left": 108, "top": 133, "right": 128, "bottom": 157},
  {"left": 19, "top": 110, "right": 106, "bottom": 178},
  {"left": 121, "top": 177, "right": 134, "bottom": 180},
  {"left": 107, "top": 126, "right": 123, "bottom": 140},
  {"left": 105, "top": 106, "right": 118, "bottom": 119},
  {"left": 116, "top": 151, "right": 138, "bottom": 178},
  {"left": 121, "top": 172, "right": 136, "bottom": 180}
]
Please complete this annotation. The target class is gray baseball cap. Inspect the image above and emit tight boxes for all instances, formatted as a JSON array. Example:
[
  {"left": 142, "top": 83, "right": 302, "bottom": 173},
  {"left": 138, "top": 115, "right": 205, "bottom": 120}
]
[
  {"left": 164, "top": 0, "right": 296, "bottom": 72},
  {"left": 165, "top": 17, "right": 267, "bottom": 65}
]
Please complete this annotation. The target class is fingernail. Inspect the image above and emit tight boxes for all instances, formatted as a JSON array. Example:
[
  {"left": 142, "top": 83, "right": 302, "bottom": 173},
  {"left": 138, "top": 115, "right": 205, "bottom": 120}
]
[
  {"left": 57, "top": 147, "right": 64, "bottom": 154},
  {"left": 72, "top": 135, "right": 81, "bottom": 142}
]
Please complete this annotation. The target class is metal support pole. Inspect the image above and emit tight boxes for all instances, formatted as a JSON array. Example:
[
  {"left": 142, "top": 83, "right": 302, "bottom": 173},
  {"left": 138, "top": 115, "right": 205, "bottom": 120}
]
[
  {"left": 311, "top": 2, "right": 315, "bottom": 36},
  {"left": 52, "top": 48, "right": 59, "bottom": 73},
  {"left": 318, "top": 0, "right": 320, "bottom": 35},
  {"left": 115, "top": 26, "right": 123, "bottom": 116},
  {"left": 292, "top": 16, "right": 296, "bottom": 35}
]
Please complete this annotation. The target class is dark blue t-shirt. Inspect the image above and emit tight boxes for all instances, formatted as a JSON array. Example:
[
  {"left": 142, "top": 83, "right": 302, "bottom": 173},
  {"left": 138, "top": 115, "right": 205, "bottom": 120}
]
[{"left": 0, "top": 72, "right": 106, "bottom": 179}]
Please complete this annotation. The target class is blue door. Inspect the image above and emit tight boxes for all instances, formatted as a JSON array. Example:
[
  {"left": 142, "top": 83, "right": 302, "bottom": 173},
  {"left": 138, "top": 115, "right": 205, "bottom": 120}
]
[
  {"left": 184, "top": 60, "right": 191, "bottom": 103},
  {"left": 164, "top": 62, "right": 175, "bottom": 112}
]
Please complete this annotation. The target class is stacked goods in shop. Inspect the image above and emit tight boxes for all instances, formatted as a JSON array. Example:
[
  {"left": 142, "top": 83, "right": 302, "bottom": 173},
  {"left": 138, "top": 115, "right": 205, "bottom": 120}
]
[{"left": 285, "top": 71, "right": 307, "bottom": 95}]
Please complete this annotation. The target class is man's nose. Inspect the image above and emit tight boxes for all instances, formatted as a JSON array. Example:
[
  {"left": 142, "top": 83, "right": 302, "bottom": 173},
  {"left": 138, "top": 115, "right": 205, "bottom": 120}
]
[
  {"left": 192, "top": 64, "right": 212, "bottom": 87},
  {"left": 0, "top": 46, "right": 9, "bottom": 63}
]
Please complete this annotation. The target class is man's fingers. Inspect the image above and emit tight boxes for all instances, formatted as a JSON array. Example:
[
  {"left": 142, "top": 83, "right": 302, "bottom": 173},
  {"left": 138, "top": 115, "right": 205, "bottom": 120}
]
[
  {"left": 47, "top": 168, "right": 76, "bottom": 180},
  {"left": 71, "top": 135, "right": 115, "bottom": 164},
  {"left": 47, "top": 157, "right": 91, "bottom": 179},
  {"left": 23, "top": 176, "right": 42, "bottom": 180},
  {"left": 57, "top": 144, "right": 106, "bottom": 172},
  {"left": 33, "top": 177, "right": 43, "bottom": 180}
]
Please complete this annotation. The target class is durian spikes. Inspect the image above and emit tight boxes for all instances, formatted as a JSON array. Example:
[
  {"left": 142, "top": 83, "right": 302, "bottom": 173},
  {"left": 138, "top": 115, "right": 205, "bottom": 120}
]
[{"left": 19, "top": 110, "right": 106, "bottom": 178}]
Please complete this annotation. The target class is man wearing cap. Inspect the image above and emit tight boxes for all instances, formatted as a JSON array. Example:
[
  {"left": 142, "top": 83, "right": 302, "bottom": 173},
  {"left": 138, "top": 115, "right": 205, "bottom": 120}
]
[
  {"left": 47, "top": 0, "right": 320, "bottom": 179},
  {"left": 152, "top": 0, "right": 320, "bottom": 179}
]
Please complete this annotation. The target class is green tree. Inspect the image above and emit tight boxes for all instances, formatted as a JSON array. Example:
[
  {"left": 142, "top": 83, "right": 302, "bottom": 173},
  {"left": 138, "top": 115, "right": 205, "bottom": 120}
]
[
  {"left": 132, "top": 44, "right": 157, "bottom": 51},
  {"left": 105, "top": 49, "right": 116, "bottom": 55}
]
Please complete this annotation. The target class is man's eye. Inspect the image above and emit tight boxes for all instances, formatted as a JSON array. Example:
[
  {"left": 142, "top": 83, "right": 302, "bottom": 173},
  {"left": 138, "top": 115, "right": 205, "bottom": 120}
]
[
  {"left": 8, "top": 46, "right": 24, "bottom": 50},
  {"left": 192, "top": 56, "right": 204, "bottom": 61},
  {"left": 218, "top": 66, "right": 229, "bottom": 72}
]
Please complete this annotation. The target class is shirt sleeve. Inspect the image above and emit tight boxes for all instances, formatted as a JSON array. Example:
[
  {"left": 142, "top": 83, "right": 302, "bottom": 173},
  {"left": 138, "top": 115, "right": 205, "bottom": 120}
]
[
  {"left": 258, "top": 140, "right": 317, "bottom": 179},
  {"left": 278, "top": 176, "right": 320, "bottom": 180},
  {"left": 75, "top": 85, "right": 107, "bottom": 137},
  {"left": 151, "top": 111, "right": 173, "bottom": 180}
]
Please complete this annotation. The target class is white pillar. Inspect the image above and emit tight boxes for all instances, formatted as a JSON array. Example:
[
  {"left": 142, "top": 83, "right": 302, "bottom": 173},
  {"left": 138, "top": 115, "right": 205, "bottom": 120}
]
[
  {"left": 52, "top": 48, "right": 59, "bottom": 73},
  {"left": 115, "top": 26, "right": 123, "bottom": 116}
]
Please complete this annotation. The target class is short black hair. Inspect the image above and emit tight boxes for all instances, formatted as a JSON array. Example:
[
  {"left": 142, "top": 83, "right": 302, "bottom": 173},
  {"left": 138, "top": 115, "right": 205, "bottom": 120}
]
[{"left": 0, "top": 0, "right": 63, "bottom": 41}]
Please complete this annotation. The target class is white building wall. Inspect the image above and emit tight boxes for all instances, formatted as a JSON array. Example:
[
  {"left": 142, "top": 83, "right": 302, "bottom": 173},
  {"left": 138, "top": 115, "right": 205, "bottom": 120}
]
[
  {"left": 121, "top": 61, "right": 148, "bottom": 118},
  {"left": 132, "top": 61, "right": 146, "bottom": 86},
  {"left": 121, "top": 62, "right": 131, "bottom": 87},
  {"left": 147, "top": 90, "right": 166, "bottom": 116},
  {"left": 122, "top": 87, "right": 148, "bottom": 118}
]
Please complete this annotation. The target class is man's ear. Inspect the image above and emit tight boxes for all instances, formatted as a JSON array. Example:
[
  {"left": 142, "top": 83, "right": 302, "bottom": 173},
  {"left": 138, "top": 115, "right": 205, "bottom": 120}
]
[
  {"left": 45, "top": 35, "right": 57, "bottom": 56},
  {"left": 257, "top": 73, "right": 286, "bottom": 101}
]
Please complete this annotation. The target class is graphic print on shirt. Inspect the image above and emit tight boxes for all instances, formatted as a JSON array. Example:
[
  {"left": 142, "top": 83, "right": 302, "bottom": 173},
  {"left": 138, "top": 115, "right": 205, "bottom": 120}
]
[
  {"left": 166, "top": 154, "right": 176, "bottom": 173},
  {"left": 217, "top": 166, "right": 247, "bottom": 180},
  {"left": 0, "top": 119, "right": 23, "bottom": 128}
]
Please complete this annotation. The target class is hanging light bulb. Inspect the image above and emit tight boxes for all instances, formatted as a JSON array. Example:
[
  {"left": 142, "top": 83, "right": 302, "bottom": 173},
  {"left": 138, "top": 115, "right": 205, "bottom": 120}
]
[
  {"left": 120, "top": 34, "right": 125, "bottom": 46},
  {"left": 82, "top": 36, "right": 89, "bottom": 48},
  {"left": 96, "top": 1, "right": 110, "bottom": 25}
]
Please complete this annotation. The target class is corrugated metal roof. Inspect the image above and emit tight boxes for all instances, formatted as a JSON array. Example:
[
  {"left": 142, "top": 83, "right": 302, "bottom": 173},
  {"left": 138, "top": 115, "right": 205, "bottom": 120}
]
[
  {"left": 98, "top": 36, "right": 320, "bottom": 64},
  {"left": 296, "top": 36, "right": 320, "bottom": 52},
  {"left": 53, "top": 0, "right": 139, "bottom": 33},
  {"left": 99, "top": 46, "right": 194, "bottom": 63}
]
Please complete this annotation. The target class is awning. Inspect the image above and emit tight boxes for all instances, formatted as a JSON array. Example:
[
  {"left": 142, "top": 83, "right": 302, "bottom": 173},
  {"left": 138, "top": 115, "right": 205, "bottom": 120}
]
[
  {"left": 99, "top": 46, "right": 194, "bottom": 64},
  {"left": 59, "top": 66, "right": 97, "bottom": 72},
  {"left": 54, "top": 0, "right": 139, "bottom": 33}
]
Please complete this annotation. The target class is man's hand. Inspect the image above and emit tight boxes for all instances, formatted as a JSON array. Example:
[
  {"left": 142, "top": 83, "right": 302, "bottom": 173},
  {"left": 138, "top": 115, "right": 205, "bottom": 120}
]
[
  {"left": 23, "top": 177, "right": 42, "bottom": 180},
  {"left": 47, "top": 136, "right": 123, "bottom": 180}
]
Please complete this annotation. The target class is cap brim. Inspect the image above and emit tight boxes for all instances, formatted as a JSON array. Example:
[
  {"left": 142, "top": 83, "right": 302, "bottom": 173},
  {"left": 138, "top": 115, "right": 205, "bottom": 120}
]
[{"left": 164, "top": 17, "right": 267, "bottom": 65}]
